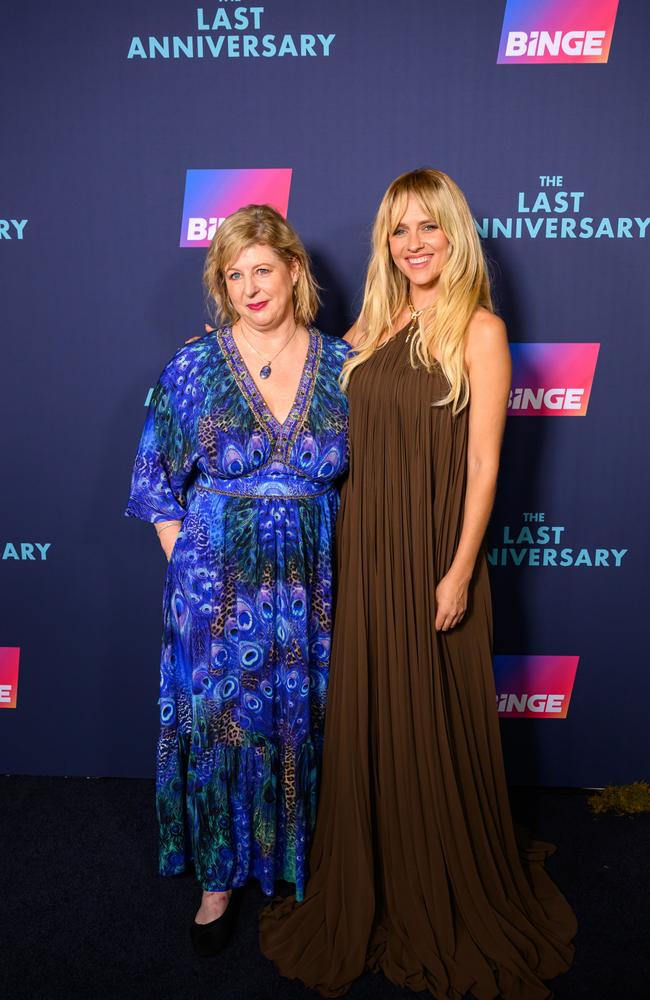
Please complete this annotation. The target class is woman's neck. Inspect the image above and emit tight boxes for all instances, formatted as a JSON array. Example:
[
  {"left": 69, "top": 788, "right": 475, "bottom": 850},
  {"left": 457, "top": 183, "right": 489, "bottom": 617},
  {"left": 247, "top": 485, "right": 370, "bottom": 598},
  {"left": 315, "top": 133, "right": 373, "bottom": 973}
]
[
  {"left": 409, "top": 282, "right": 439, "bottom": 311},
  {"left": 236, "top": 312, "right": 298, "bottom": 346}
]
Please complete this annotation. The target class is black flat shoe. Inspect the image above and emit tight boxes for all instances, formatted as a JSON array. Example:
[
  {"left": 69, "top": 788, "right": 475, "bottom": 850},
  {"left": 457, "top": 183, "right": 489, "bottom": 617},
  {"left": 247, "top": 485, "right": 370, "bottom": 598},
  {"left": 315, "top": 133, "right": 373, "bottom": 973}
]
[{"left": 190, "top": 899, "right": 235, "bottom": 957}]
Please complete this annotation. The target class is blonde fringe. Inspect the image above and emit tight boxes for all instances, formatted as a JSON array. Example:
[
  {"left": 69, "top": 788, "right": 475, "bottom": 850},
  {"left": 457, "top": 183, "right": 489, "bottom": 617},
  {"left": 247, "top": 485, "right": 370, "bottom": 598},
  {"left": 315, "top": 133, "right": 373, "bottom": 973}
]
[{"left": 341, "top": 169, "right": 493, "bottom": 415}]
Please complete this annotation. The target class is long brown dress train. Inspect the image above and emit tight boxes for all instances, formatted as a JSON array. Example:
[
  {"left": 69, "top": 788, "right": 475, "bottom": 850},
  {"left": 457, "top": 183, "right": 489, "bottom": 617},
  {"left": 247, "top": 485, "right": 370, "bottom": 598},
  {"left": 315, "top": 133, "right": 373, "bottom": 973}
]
[{"left": 259, "top": 326, "right": 577, "bottom": 999}]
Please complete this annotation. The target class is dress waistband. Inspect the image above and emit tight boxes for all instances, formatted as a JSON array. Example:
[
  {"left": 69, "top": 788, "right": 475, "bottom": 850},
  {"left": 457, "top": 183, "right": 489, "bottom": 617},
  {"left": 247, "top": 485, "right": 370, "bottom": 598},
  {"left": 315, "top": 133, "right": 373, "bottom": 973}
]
[{"left": 194, "top": 479, "right": 335, "bottom": 501}]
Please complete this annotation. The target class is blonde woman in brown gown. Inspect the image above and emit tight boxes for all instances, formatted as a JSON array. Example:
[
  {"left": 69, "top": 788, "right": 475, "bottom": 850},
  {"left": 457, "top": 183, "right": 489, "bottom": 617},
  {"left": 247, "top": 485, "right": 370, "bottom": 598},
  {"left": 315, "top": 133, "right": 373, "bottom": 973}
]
[{"left": 259, "top": 169, "right": 576, "bottom": 999}]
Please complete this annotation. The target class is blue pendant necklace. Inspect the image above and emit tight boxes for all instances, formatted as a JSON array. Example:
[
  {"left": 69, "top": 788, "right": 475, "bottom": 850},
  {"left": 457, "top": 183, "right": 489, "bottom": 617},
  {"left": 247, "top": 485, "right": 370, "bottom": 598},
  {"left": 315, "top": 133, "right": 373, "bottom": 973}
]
[{"left": 239, "top": 322, "right": 298, "bottom": 379}]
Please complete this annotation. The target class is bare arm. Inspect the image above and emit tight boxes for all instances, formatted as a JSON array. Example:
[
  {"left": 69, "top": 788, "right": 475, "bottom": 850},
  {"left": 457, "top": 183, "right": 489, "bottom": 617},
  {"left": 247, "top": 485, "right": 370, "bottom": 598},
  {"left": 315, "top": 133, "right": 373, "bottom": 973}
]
[
  {"left": 435, "top": 310, "right": 511, "bottom": 631},
  {"left": 154, "top": 519, "right": 182, "bottom": 561}
]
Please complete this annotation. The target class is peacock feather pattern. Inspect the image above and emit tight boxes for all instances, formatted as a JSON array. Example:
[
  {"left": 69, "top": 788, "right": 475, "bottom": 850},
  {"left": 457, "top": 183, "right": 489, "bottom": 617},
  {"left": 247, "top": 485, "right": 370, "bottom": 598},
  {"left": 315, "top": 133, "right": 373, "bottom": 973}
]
[{"left": 126, "top": 328, "right": 350, "bottom": 899}]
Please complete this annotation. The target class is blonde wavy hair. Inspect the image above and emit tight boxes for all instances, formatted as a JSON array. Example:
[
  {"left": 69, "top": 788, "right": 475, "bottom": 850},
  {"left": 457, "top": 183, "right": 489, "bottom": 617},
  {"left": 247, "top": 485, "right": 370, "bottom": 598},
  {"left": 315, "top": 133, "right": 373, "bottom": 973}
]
[
  {"left": 341, "top": 169, "right": 493, "bottom": 413},
  {"left": 203, "top": 204, "right": 320, "bottom": 327}
]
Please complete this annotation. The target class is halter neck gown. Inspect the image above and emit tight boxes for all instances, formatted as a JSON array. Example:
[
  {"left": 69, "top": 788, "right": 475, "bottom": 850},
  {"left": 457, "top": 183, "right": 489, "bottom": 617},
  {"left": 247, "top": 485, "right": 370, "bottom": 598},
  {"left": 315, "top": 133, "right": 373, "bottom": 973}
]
[{"left": 259, "top": 325, "right": 576, "bottom": 999}]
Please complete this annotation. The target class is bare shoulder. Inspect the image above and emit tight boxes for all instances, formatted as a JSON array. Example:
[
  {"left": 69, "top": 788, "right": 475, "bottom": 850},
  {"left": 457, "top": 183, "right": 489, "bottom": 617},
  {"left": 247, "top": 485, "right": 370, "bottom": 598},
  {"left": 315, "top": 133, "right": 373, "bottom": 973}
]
[
  {"left": 466, "top": 308, "right": 509, "bottom": 366},
  {"left": 468, "top": 306, "right": 507, "bottom": 343}
]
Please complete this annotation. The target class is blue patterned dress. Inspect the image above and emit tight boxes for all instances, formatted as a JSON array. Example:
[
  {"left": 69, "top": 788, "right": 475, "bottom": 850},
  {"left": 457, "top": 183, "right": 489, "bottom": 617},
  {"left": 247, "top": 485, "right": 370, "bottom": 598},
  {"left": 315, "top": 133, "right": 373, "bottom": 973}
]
[{"left": 126, "top": 327, "right": 350, "bottom": 899}]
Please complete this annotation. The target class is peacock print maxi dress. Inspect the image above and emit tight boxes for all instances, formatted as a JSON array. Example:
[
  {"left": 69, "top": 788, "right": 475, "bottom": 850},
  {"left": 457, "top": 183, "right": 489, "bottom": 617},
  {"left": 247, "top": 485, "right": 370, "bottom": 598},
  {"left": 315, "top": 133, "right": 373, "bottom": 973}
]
[{"left": 125, "top": 327, "right": 350, "bottom": 899}]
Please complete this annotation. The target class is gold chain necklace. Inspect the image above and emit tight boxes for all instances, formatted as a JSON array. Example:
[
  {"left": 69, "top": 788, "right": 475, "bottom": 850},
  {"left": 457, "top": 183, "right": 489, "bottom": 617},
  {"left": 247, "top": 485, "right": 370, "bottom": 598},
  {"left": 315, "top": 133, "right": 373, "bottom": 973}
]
[{"left": 406, "top": 296, "right": 422, "bottom": 341}]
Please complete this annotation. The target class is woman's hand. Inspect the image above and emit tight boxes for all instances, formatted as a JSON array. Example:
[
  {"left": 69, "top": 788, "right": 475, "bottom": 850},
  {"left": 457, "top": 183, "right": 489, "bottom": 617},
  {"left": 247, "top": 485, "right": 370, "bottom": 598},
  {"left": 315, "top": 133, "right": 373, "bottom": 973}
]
[
  {"left": 154, "top": 520, "right": 182, "bottom": 561},
  {"left": 435, "top": 571, "right": 469, "bottom": 632}
]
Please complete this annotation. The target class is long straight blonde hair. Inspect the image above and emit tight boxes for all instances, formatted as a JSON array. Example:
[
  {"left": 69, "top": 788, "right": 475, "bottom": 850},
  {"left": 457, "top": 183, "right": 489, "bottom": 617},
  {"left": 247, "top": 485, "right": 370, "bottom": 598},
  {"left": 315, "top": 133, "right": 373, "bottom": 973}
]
[{"left": 341, "top": 169, "right": 493, "bottom": 413}]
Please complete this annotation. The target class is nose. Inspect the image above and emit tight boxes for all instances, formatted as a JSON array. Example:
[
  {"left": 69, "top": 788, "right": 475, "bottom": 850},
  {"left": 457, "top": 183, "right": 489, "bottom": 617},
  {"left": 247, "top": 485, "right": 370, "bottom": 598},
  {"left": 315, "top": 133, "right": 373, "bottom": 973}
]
[
  {"left": 407, "top": 232, "right": 425, "bottom": 252},
  {"left": 243, "top": 272, "right": 259, "bottom": 298}
]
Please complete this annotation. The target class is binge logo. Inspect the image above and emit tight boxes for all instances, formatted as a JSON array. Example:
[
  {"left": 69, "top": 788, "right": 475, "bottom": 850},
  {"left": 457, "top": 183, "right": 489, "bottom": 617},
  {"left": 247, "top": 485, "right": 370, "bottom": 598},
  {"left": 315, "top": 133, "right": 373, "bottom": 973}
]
[
  {"left": 0, "top": 647, "right": 20, "bottom": 709},
  {"left": 180, "top": 169, "right": 292, "bottom": 247},
  {"left": 494, "top": 655, "right": 579, "bottom": 718},
  {"left": 497, "top": 0, "right": 618, "bottom": 63},
  {"left": 509, "top": 343, "right": 599, "bottom": 416},
  {"left": 497, "top": 0, "right": 620, "bottom": 64}
]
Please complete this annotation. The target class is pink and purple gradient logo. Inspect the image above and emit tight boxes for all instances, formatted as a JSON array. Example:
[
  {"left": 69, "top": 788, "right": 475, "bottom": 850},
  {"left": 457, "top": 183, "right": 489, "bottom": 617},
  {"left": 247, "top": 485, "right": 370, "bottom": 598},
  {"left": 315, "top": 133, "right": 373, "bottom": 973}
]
[
  {"left": 0, "top": 647, "right": 20, "bottom": 709},
  {"left": 497, "top": 0, "right": 619, "bottom": 64},
  {"left": 509, "top": 342, "right": 599, "bottom": 416},
  {"left": 494, "top": 655, "right": 579, "bottom": 718},
  {"left": 180, "top": 169, "right": 292, "bottom": 247}
]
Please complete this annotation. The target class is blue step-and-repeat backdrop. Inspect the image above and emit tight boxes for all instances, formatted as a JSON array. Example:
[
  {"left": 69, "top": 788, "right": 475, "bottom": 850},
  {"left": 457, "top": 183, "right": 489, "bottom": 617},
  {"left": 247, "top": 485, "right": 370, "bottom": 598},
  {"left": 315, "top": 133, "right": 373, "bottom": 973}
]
[{"left": 1, "top": 0, "right": 648, "bottom": 786}]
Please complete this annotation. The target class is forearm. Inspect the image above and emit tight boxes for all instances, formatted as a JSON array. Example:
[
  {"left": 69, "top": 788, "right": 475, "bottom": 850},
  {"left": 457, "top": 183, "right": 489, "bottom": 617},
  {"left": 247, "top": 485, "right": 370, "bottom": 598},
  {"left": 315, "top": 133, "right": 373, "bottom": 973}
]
[
  {"left": 439, "top": 308, "right": 509, "bottom": 608},
  {"left": 448, "top": 461, "right": 499, "bottom": 583},
  {"left": 154, "top": 519, "right": 182, "bottom": 561}
]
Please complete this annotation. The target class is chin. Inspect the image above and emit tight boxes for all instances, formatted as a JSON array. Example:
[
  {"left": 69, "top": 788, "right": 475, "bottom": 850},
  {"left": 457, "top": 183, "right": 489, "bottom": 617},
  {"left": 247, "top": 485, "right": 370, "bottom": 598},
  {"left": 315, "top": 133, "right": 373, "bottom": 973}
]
[{"left": 249, "top": 309, "right": 275, "bottom": 324}]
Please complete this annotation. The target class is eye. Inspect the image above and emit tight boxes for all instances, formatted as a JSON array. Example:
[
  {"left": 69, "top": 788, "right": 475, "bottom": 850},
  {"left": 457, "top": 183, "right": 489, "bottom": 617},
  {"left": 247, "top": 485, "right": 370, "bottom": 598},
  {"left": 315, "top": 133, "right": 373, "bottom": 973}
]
[
  {"left": 422, "top": 223, "right": 438, "bottom": 232},
  {"left": 393, "top": 226, "right": 407, "bottom": 236},
  {"left": 227, "top": 271, "right": 241, "bottom": 281},
  {"left": 256, "top": 267, "right": 270, "bottom": 275}
]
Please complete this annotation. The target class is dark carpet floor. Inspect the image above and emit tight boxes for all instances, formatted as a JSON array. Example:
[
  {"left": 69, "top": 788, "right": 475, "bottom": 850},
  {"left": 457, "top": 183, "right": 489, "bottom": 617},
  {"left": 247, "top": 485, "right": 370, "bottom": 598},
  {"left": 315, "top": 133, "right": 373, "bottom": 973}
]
[{"left": 0, "top": 777, "right": 648, "bottom": 1000}]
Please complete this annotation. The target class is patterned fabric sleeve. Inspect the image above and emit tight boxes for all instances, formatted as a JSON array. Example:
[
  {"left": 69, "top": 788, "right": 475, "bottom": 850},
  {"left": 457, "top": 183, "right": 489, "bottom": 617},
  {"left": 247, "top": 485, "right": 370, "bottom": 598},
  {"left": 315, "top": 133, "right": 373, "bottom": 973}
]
[{"left": 125, "top": 374, "right": 194, "bottom": 523}]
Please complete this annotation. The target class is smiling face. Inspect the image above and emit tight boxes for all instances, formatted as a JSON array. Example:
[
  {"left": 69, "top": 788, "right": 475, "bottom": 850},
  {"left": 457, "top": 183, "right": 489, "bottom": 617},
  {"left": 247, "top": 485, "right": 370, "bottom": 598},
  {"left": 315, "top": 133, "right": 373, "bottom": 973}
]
[
  {"left": 388, "top": 193, "right": 450, "bottom": 297},
  {"left": 224, "top": 242, "right": 299, "bottom": 332}
]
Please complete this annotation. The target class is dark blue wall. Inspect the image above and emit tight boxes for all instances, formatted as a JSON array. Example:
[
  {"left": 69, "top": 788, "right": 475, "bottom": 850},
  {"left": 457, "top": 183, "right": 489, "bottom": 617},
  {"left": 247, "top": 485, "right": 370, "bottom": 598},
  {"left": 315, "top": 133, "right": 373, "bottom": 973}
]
[{"left": 1, "top": 0, "right": 648, "bottom": 785}]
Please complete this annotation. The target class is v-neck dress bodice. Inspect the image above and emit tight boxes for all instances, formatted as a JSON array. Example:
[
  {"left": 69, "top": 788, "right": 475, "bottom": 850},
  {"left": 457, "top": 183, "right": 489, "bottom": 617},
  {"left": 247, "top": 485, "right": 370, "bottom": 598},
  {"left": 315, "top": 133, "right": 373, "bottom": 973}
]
[
  {"left": 219, "top": 324, "right": 318, "bottom": 441},
  {"left": 126, "top": 328, "right": 351, "bottom": 898}
]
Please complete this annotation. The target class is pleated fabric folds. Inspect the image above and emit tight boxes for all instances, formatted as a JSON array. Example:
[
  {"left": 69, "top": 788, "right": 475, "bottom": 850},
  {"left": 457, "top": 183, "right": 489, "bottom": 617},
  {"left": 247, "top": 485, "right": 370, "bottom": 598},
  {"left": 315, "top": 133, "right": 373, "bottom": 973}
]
[{"left": 259, "top": 327, "right": 576, "bottom": 999}]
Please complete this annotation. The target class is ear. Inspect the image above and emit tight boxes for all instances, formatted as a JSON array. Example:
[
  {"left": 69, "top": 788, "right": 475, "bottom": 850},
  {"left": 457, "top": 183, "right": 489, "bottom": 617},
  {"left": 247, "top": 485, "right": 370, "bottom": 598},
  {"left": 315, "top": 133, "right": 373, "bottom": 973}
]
[{"left": 289, "top": 257, "right": 300, "bottom": 285}]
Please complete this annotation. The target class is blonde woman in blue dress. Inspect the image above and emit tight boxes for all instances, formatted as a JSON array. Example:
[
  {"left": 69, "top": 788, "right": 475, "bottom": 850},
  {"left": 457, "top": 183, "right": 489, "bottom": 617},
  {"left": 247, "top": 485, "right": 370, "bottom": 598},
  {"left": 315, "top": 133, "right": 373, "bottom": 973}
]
[{"left": 126, "top": 205, "right": 351, "bottom": 955}]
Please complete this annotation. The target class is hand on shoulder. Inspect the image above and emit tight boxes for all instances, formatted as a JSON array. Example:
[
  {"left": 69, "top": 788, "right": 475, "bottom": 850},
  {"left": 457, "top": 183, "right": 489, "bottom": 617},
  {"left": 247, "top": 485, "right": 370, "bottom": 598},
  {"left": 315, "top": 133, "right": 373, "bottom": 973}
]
[{"left": 344, "top": 320, "right": 365, "bottom": 348}]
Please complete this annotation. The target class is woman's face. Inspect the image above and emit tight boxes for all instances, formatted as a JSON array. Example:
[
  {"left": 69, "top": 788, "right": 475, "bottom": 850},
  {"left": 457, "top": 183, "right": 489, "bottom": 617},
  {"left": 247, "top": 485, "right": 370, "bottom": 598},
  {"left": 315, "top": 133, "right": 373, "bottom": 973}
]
[
  {"left": 388, "top": 194, "right": 450, "bottom": 293},
  {"left": 224, "top": 243, "right": 298, "bottom": 332}
]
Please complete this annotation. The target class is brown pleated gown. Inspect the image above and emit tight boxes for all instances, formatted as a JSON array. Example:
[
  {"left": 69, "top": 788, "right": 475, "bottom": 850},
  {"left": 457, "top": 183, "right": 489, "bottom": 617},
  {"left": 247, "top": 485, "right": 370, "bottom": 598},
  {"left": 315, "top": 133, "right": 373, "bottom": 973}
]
[{"left": 259, "top": 326, "right": 577, "bottom": 999}]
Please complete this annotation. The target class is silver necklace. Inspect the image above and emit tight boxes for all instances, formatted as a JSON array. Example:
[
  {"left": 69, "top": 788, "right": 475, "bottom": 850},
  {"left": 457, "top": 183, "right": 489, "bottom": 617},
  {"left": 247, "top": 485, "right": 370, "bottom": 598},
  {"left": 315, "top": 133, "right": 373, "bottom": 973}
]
[{"left": 238, "top": 322, "right": 299, "bottom": 379}]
